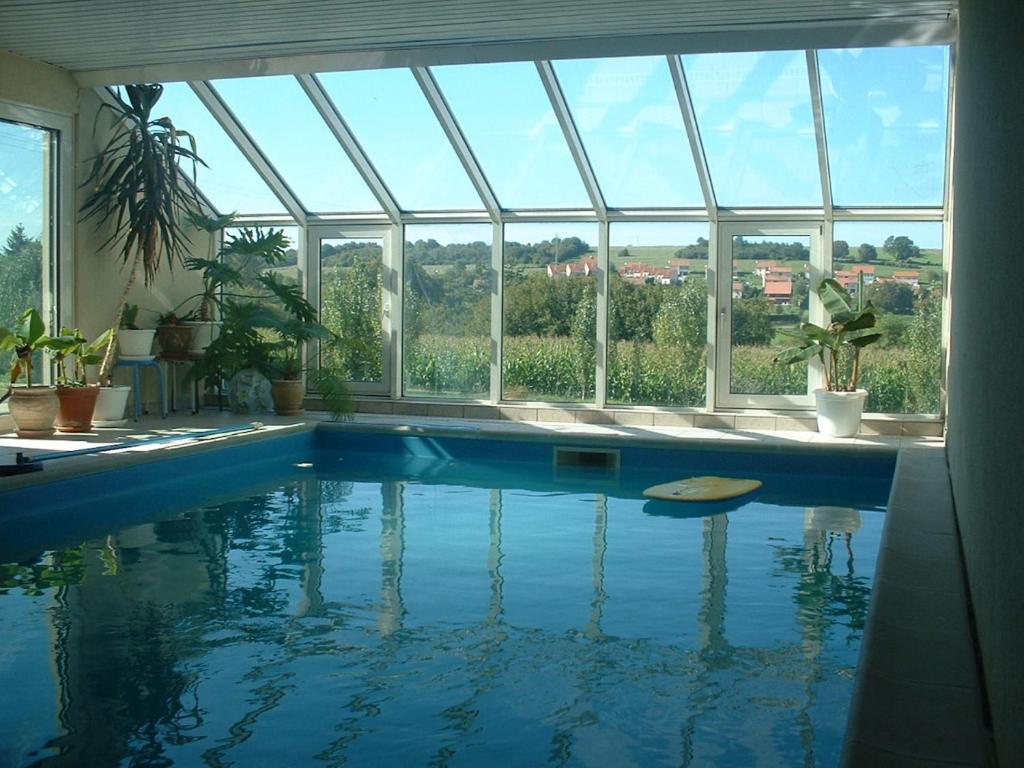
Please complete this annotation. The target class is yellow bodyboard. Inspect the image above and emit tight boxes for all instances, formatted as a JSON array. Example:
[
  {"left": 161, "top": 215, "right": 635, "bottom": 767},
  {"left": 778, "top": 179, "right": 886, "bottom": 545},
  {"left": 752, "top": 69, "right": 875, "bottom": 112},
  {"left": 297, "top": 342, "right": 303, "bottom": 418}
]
[{"left": 643, "top": 475, "right": 762, "bottom": 502}]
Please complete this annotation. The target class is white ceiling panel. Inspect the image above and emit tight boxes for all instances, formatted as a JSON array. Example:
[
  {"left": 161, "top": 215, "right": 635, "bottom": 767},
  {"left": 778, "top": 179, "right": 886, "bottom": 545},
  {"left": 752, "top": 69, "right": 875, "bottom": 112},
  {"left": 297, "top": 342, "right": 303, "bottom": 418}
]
[{"left": 0, "top": 0, "right": 956, "bottom": 85}]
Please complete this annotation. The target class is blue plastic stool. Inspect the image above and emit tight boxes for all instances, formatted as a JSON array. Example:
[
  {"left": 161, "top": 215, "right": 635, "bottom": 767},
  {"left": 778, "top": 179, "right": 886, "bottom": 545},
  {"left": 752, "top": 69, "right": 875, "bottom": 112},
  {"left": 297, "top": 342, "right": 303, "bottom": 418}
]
[{"left": 112, "top": 358, "right": 167, "bottom": 421}]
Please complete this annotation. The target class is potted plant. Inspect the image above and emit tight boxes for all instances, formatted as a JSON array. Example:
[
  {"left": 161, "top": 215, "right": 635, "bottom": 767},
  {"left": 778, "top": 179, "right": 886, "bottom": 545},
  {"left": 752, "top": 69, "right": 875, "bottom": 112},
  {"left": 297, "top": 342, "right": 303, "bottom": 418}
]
[
  {"left": 257, "top": 273, "right": 353, "bottom": 418},
  {"left": 80, "top": 82, "right": 204, "bottom": 382},
  {"left": 50, "top": 327, "right": 112, "bottom": 432},
  {"left": 775, "top": 275, "right": 882, "bottom": 437},
  {"left": 155, "top": 310, "right": 192, "bottom": 356},
  {"left": 0, "top": 308, "right": 61, "bottom": 437},
  {"left": 116, "top": 304, "right": 156, "bottom": 358},
  {"left": 178, "top": 211, "right": 238, "bottom": 353}
]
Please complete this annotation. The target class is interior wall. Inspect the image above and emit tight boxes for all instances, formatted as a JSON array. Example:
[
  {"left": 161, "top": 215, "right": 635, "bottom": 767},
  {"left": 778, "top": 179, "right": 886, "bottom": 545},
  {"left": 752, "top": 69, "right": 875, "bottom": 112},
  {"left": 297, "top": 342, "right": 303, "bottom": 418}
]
[
  {"left": 947, "top": 1, "right": 1024, "bottom": 765},
  {"left": 0, "top": 49, "right": 77, "bottom": 113}
]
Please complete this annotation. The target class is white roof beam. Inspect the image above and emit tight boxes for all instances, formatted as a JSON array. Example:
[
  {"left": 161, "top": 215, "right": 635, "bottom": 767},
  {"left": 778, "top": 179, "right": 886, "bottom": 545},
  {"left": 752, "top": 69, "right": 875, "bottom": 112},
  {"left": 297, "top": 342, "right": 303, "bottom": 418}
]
[
  {"left": 296, "top": 73, "right": 402, "bottom": 225},
  {"left": 535, "top": 60, "right": 607, "bottom": 220},
  {"left": 667, "top": 55, "right": 718, "bottom": 220},
  {"left": 806, "top": 50, "right": 834, "bottom": 219},
  {"left": 412, "top": 66, "right": 502, "bottom": 222},
  {"left": 189, "top": 81, "right": 307, "bottom": 225}
]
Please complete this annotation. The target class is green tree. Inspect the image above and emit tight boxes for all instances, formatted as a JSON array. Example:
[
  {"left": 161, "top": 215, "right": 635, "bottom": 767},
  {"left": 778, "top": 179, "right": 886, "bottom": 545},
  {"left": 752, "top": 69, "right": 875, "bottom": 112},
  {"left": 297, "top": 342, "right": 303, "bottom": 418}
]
[
  {"left": 868, "top": 282, "right": 916, "bottom": 315},
  {"left": 653, "top": 278, "right": 707, "bottom": 349},
  {"left": 833, "top": 240, "right": 850, "bottom": 260},
  {"left": 0, "top": 224, "right": 43, "bottom": 330},
  {"left": 883, "top": 235, "right": 920, "bottom": 263},
  {"left": 732, "top": 297, "right": 774, "bottom": 346},
  {"left": 858, "top": 243, "right": 877, "bottom": 263}
]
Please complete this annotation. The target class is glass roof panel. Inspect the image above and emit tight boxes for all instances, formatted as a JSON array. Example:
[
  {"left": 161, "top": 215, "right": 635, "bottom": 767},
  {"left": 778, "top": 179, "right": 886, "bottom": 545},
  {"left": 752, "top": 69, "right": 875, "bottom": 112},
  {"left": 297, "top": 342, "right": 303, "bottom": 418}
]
[
  {"left": 317, "top": 69, "right": 484, "bottom": 212},
  {"left": 682, "top": 51, "right": 821, "bottom": 207},
  {"left": 432, "top": 62, "right": 591, "bottom": 209},
  {"left": 818, "top": 46, "right": 949, "bottom": 207},
  {"left": 154, "top": 82, "right": 287, "bottom": 216},
  {"left": 212, "top": 75, "right": 382, "bottom": 213},
  {"left": 554, "top": 56, "right": 704, "bottom": 208}
]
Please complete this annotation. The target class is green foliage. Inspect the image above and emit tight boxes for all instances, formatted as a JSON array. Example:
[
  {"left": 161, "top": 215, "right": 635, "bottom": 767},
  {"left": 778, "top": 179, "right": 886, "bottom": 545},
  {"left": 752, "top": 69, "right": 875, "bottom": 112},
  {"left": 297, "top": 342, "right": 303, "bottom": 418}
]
[
  {"left": 0, "top": 308, "right": 60, "bottom": 388},
  {"left": 775, "top": 277, "right": 883, "bottom": 391},
  {"left": 120, "top": 303, "right": 140, "bottom": 329},
  {"left": 80, "top": 83, "right": 204, "bottom": 287},
  {"left": 651, "top": 278, "right": 707, "bottom": 349},
  {"left": 833, "top": 240, "right": 850, "bottom": 259},
  {"left": 404, "top": 335, "right": 489, "bottom": 397},
  {"left": 868, "top": 281, "right": 915, "bottom": 315},
  {"left": 321, "top": 254, "right": 384, "bottom": 383},
  {"left": 0, "top": 547, "right": 86, "bottom": 596},
  {"left": 858, "top": 243, "right": 877, "bottom": 262},
  {"left": 732, "top": 297, "right": 775, "bottom": 346},
  {"left": 883, "top": 235, "right": 920, "bottom": 263},
  {"left": 50, "top": 327, "right": 112, "bottom": 386},
  {"left": 0, "top": 226, "right": 43, "bottom": 384}
]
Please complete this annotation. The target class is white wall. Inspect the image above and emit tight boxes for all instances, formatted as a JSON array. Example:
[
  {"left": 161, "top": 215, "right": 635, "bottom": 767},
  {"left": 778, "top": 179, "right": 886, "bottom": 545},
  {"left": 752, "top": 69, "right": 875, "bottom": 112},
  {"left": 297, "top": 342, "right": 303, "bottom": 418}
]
[{"left": 947, "top": 1, "right": 1024, "bottom": 765}]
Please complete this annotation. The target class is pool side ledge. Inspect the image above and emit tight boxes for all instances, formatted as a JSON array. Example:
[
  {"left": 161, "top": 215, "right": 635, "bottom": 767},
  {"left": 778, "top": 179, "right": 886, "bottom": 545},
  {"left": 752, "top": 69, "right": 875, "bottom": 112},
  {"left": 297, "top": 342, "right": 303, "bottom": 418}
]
[{"left": 841, "top": 444, "right": 994, "bottom": 767}]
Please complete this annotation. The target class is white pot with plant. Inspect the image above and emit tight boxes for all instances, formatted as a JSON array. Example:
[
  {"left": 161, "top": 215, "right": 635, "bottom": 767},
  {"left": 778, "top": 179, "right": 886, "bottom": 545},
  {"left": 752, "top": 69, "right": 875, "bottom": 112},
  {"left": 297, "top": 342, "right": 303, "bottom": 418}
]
[
  {"left": 775, "top": 275, "right": 883, "bottom": 438},
  {"left": 0, "top": 309, "right": 61, "bottom": 438},
  {"left": 116, "top": 304, "right": 156, "bottom": 359}
]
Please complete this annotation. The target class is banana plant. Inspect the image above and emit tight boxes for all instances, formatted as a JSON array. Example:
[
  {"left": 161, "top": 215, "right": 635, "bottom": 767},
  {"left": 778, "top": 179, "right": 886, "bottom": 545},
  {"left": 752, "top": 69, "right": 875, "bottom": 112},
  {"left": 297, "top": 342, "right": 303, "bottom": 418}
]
[
  {"left": 49, "top": 327, "right": 114, "bottom": 386},
  {"left": 774, "top": 274, "right": 883, "bottom": 391},
  {"left": 0, "top": 309, "right": 61, "bottom": 400}
]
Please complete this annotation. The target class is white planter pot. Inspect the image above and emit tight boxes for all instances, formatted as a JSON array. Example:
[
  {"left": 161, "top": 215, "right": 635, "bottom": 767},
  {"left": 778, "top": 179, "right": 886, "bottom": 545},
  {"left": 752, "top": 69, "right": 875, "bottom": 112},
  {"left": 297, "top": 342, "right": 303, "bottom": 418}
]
[
  {"left": 184, "top": 321, "right": 220, "bottom": 354},
  {"left": 814, "top": 389, "right": 868, "bottom": 438},
  {"left": 93, "top": 385, "right": 131, "bottom": 426},
  {"left": 118, "top": 328, "right": 156, "bottom": 358}
]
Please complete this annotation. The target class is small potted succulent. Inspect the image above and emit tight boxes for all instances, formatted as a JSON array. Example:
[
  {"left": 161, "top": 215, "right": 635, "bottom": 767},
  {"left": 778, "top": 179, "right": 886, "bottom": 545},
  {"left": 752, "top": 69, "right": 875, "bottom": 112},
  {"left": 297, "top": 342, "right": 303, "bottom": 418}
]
[
  {"left": 775, "top": 274, "right": 882, "bottom": 437},
  {"left": 0, "top": 308, "right": 61, "bottom": 437},
  {"left": 50, "top": 327, "right": 112, "bottom": 432},
  {"left": 116, "top": 304, "right": 156, "bottom": 359}
]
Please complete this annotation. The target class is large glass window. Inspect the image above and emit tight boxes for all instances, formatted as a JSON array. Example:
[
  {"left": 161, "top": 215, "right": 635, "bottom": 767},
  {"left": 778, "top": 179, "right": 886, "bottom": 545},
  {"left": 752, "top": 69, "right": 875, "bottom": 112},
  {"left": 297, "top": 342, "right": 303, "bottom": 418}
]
[
  {"left": 0, "top": 117, "right": 54, "bottom": 389},
  {"left": 819, "top": 47, "right": 950, "bottom": 207},
  {"left": 156, "top": 82, "right": 286, "bottom": 216},
  {"left": 211, "top": 76, "right": 382, "bottom": 213},
  {"left": 833, "top": 221, "right": 943, "bottom": 413},
  {"left": 502, "top": 223, "right": 598, "bottom": 402},
  {"left": 554, "top": 56, "right": 705, "bottom": 208},
  {"left": 607, "top": 222, "right": 708, "bottom": 407},
  {"left": 319, "top": 234, "right": 387, "bottom": 390},
  {"left": 432, "top": 63, "right": 592, "bottom": 209},
  {"left": 318, "top": 69, "right": 484, "bottom": 212},
  {"left": 683, "top": 51, "right": 822, "bottom": 207},
  {"left": 404, "top": 224, "right": 492, "bottom": 399}
]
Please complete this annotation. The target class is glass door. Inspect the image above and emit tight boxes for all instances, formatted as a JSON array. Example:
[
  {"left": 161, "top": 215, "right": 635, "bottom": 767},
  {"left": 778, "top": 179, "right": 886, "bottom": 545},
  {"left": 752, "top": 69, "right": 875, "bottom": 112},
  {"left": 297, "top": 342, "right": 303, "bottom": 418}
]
[
  {"left": 310, "top": 226, "right": 393, "bottom": 396},
  {"left": 715, "top": 222, "right": 823, "bottom": 409}
]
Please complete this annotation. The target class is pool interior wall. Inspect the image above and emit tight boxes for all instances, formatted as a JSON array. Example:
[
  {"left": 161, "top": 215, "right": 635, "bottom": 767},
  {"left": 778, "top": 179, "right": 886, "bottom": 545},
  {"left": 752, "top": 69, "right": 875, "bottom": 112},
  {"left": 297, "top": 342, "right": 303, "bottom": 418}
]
[{"left": 0, "top": 427, "right": 896, "bottom": 564}]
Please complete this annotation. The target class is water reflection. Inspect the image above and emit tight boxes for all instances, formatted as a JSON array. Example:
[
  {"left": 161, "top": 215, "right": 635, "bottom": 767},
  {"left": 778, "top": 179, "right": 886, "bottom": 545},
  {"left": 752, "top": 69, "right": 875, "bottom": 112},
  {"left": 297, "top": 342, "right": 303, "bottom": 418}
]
[{"left": 0, "top": 475, "right": 879, "bottom": 767}]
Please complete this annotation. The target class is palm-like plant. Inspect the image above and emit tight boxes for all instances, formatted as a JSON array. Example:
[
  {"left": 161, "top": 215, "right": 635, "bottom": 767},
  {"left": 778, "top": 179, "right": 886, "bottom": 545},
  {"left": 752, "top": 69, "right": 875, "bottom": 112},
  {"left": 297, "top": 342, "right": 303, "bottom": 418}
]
[
  {"left": 80, "top": 83, "right": 204, "bottom": 381},
  {"left": 775, "top": 275, "right": 883, "bottom": 392}
]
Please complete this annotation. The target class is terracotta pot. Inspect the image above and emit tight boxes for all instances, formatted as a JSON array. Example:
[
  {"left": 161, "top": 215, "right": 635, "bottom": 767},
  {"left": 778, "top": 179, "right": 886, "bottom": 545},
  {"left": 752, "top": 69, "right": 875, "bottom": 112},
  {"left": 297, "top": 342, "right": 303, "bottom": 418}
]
[
  {"left": 55, "top": 384, "right": 100, "bottom": 433},
  {"left": 8, "top": 386, "right": 59, "bottom": 438},
  {"left": 271, "top": 379, "right": 305, "bottom": 415},
  {"left": 157, "top": 324, "right": 193, "bottom": 356}
]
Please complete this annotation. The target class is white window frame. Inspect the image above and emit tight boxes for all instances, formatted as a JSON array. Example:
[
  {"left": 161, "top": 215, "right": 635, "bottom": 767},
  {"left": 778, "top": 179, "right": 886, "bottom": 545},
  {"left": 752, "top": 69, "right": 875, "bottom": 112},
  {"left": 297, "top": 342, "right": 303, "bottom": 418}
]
[
  {"left": 715, "top": 220, "right": 824, "bottom": 410},
  {"left": 0, "top": 101, "right": 74, "bottom": 386},
  {"left": 308, "top": 223, "right": 399, "bottom": 396}
]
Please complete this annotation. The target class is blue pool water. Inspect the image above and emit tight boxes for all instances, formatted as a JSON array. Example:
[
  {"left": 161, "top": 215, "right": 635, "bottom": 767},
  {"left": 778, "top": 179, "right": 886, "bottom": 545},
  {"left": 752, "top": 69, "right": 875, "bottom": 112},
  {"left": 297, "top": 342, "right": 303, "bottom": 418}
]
[{"left": 0, "top": 430, "right": 893, "bottom": 767}]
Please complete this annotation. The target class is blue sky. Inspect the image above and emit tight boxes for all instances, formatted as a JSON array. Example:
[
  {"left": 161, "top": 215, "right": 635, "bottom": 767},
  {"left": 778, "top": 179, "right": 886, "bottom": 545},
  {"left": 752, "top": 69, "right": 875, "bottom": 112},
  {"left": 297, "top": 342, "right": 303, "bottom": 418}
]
[
  {"left": 0, "top": 46, "right": 950, "bottom": 252},
  {"left": 0, "top": 120, "right": 46, "bottom": 244}
]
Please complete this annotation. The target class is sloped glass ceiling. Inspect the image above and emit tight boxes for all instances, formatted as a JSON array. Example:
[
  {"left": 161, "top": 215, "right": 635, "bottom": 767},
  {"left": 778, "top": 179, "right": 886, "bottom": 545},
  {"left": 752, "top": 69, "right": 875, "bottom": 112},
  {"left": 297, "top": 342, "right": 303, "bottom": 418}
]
[
  {"left": 683, "top": 50, "right": 822, "bottom": 207},
  {"left": 155, "top": 82, "right": 287, "bottom": 216},
  {"left": 144, "top": 45, "right": 949, "bottom": 217},
  {"left": 211, "top": 75, "right": 382, "bottom": 213},
  {"left": 318, "top": 69, "right": 484, "bottom": 211},
  {"left": 554, "top": 56, "right": 704, "bottom": 208},
  {"left": 818, "top": 46, "right": 950, "bottom": 207},
  {"left": 432, "top": 61, "right": 593, "bottom": 209}
]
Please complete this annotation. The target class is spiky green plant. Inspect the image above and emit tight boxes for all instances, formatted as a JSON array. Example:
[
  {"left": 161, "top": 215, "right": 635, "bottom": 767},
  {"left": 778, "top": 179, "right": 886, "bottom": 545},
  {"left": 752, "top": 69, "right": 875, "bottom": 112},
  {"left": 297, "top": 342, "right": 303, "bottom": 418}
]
[{"left": 80, "top": 83, "right": 204, "bottom": 381}]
